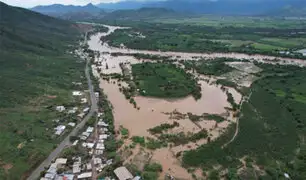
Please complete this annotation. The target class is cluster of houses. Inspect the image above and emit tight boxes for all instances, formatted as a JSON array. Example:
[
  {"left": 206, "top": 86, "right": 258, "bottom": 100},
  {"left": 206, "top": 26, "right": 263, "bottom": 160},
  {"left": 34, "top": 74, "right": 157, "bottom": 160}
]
[{"left": 53, "top": 89, "right": 90, "bottom": 136}]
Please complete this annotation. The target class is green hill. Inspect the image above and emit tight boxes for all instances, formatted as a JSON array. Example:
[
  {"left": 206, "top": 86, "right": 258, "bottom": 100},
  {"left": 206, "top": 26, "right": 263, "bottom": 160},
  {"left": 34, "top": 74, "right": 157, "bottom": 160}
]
[{"left": 0, "top": 2, "right": 84, "bottom": 179}]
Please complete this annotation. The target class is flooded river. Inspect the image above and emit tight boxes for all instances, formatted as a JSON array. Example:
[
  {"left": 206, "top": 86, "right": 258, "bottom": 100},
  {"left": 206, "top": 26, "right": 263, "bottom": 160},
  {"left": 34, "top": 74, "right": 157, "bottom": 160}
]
[{"left": 87, "top": 24, "right": 303, "bottom": 179}]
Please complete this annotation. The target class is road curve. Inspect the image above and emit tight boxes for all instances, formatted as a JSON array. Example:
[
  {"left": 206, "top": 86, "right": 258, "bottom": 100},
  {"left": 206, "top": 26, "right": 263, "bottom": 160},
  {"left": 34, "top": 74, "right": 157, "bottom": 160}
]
[{"left": 26, "top": 34, "right": 98, "bottom": 180}]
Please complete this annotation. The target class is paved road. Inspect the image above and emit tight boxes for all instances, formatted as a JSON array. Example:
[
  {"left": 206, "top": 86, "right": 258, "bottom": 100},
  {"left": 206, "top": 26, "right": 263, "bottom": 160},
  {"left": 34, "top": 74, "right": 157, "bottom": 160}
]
[{"left": 27, "top": 33, "right": 98, "bottom": 180}]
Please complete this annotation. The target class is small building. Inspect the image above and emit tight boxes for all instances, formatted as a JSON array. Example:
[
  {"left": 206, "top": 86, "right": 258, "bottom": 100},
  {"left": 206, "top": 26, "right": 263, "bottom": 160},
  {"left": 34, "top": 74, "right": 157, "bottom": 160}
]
[
  {"left": 68, "top": 107, "right": 78, "bottom": 114},
  {"left": 78, "top": 113, "right": 85, "bottom": 119},
  {"left": 83, "top": 107, "right": 90, "bottom": 113},
  {"left": 73, "top": 163, "right": 81, "bottom": 174},
  {"left": 86, "top": 163, "right": 92, "bottom": 170},
  {"left": 94, "top": 158, "right": 102, "bottom": 165},
  {"left": 72, "top": 140, "right": 79, "bottom": 146},
  {"left": 73, "top": 91, "right": 83, "bottom": 96},
  {"left": 54, "top": 125, "right": 66, "bottom": 135},
  {"left": 95, "top": 92, "right": 99, "bottom": 99},
  {"left": 114, "top": 167, "right": 133, "bottom": 180},
  {"left": 96, "top": 143, "right": 105, "bottom": 150},
  {"left": 80, "top": 132, "right": 90, "bottom": 140},
  {"left": 86, "top": 127, "right": 94, "bottom": 133},
  {"left": 86, "top": 143, "right": 95, "bottom": 149},
  {"left": 81, "top": 98, "right": 88, "bottom": 104},
  {"left": 55, "top": 158, "right": 67, "bottom": 165},
  {"left": 77, "top": 172, "right": 92, "bottom": 179},
  {"left": 97, "top": 113, "right": 103, "bottom": 117},
  {"left": 97, "top": 121, "right": 108, "bottom": 127},
  {"left": 54, "top": 174, "right": 74, "bottom": 180},
  {"left": 99, "top": 134, "right": 108, "bottom": 140},
  {"left": 68, "top": 122, "right": 76, "bottom": 127},
  {"left": 95, "top": 150, "right": 104, "bottom": 155},
  {"left": 56, "top": 106, "right": 66, "bottom": 112}
]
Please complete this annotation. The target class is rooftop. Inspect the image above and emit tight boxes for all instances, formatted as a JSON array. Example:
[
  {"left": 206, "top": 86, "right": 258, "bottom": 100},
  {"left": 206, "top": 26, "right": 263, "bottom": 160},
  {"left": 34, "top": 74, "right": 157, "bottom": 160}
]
[{"left": 114, "top": 167, "right": 133, "bottom": 180}]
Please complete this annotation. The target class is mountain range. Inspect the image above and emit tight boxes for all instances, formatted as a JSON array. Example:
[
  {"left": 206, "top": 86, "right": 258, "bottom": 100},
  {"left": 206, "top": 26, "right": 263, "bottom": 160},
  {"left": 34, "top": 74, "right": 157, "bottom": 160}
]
[
  {"left": 31, "top": 3, "right": 105, "bottom": 19},
  {"left": 30, "top": 0, "right": 306, "bottom": 19}
]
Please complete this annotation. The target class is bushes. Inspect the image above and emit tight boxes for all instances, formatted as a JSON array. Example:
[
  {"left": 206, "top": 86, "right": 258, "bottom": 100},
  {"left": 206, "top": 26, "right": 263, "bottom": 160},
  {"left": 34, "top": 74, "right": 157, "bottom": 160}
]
[
  {"left": 160, "top": 130, "right": 208, "bottom": 146},
  {"left": 148, "top": 122, "right": 179, "bottom": 134},
  {"left": 131, "top": 136, "right": 145, "bottom": 146}
]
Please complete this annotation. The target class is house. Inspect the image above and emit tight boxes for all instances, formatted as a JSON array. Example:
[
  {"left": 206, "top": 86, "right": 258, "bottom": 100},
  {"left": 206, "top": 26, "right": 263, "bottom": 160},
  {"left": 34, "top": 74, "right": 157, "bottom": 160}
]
[
  {"left": 55, "top": 158, "right": 67, "bottom": 165},
  {"left": 97, "top": 121, "right": 108, "bottom": 127},
  {"left": 86, "top": 127, "right": 94, "bottom": 133},
  {"left": 95, "top": 150, "right": 104, "bottom": 155},
  {"left": 73, "top": 163, "right": 81, "bottom": 174},
  {"left": 96, "top": 143, "right": 105, "bottom": 150},
  {"left": 54, "top": 125, "right": 66, "bottom": 135},
  {"left": 83, "top": 107, "right": 90, "bottom": 113},
  {"left": 78, "top": 113, "right": 85, "bottom": 119},
  {"left": 80, "top": 132, "right": 90, "bottom": 140},
  {"left": 114, "top": 167, "right": 133, "bottom": 180},
  {"left": 86, "top": 143, "right": 95, "bottom": 149},
  {"left": 77, "top": 172, "right": 92, "bottom": 179},
  {"left": 81, "top": 98, "right": 88, "bottom": 104},
  {"left": 99, "top": 134, "right": 108, "bottom": 140},
  {"left": 72, "top": 140, "right": 79, "bottom": 146},
  {"left": 95, "top": 92, "right": 99, "bottom": 99},
  {"left": 94, "top": 158, "right": 102, "bottom": 165},
  {"left": 73, "top": 157, "right": 81, "bottom": 174},
  {"left": 72, "top": 91, "right": 83, "bottom": 96},
  {"left": 86, "top": 163, "right": 92, "bottom": 170},
  {"left": 68, "top": 122, "right": 76, "bottom": 127},
  {"left": 56, "top": 106, "right": 66, "bottom": 112},
  {"left": 68, "top": 107, "right": 78, "bottom": 114},
  {"left": 54, "top": 174, "right": 74, "bottom": 180}
]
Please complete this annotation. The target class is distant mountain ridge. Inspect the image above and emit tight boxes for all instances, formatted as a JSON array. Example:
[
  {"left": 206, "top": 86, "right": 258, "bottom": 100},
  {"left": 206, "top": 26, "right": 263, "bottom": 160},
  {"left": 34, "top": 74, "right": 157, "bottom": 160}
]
[
  {"left": 31, "top": 3, "right": 104, "bottom": 17},
  {"left": 29, "top": 0, "right": 306, "bottom": 18},
  {"left": 97, "top": 0, "right": 306, "bottom": 16}
]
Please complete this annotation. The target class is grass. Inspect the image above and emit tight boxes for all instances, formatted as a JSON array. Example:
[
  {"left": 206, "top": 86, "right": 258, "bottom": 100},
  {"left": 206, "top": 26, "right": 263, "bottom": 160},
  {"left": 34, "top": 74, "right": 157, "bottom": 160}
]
[{"left": 132, "top": 62, "right": 201, "bottom": 99}]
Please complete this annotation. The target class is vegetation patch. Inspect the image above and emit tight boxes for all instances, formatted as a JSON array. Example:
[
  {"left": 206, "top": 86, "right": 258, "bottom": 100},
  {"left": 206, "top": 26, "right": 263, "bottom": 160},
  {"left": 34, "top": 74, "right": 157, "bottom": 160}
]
[
  {"left": 132, "top": 62, "right": 201, "bottom": 99},
  {"left": 203, "top": 113, "right": 227, "bottom": 123},
  {"left": 184, "top": 58, "right": 235, "bottom": 76},
  {"left": 148, "top": 122, "right": 179, "bottom": 135}
]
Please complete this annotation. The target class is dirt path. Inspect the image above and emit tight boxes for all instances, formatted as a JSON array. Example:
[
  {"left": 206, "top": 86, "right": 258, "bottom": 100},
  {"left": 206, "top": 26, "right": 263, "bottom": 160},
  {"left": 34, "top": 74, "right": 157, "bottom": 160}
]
[{"left": 222, "top": 91, "right": 253, "bottom": 148}]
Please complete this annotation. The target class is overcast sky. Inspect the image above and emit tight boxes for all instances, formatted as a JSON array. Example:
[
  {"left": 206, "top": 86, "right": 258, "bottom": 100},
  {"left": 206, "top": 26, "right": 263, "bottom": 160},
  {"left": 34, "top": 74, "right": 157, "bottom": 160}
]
[{"left": 1, "top": 0, "right": 125, "bottom": 8}]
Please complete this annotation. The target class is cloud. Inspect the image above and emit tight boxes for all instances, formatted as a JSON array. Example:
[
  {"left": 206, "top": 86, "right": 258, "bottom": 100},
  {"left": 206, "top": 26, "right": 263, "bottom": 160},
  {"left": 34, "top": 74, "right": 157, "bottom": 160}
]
[{"left": 1, "top": 0, "right": 122, "bottom": 8}]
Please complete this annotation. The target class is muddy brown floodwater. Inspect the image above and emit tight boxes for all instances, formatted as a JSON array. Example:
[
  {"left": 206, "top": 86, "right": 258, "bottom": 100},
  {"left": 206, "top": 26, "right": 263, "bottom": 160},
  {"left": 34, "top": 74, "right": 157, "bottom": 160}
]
[{"left": 86, "top": 24, "right": 305, "bottom": 179}]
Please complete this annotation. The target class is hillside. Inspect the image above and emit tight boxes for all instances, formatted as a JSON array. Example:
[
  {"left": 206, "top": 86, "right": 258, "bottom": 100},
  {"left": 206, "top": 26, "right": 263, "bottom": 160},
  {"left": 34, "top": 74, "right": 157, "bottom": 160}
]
[
  {"left": 0, "top": 2, "right": 84, "bottom": 179},
  {"left": 31, "top": 3, "right": 104, "bottom": 17}
]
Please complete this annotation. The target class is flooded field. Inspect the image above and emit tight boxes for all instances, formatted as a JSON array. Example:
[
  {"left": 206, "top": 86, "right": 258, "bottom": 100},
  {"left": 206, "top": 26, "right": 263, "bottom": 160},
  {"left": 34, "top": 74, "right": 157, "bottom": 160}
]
[{"left": 86, "top": 24, "right": 306, "bottom": 179}]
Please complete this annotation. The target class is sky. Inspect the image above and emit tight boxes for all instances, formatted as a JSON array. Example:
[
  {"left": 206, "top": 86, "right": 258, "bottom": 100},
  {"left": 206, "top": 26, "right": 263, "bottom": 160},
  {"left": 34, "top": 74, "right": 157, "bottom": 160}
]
[{"left": 1, "top": 0, "right": 124, "bottom": 8}]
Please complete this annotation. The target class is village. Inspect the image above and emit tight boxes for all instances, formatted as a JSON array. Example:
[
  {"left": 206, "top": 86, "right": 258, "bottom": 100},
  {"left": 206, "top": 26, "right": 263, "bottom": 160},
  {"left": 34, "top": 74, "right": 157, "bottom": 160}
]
[{"left": 38, "top": 40, "right": 140, "bottom": 180}]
